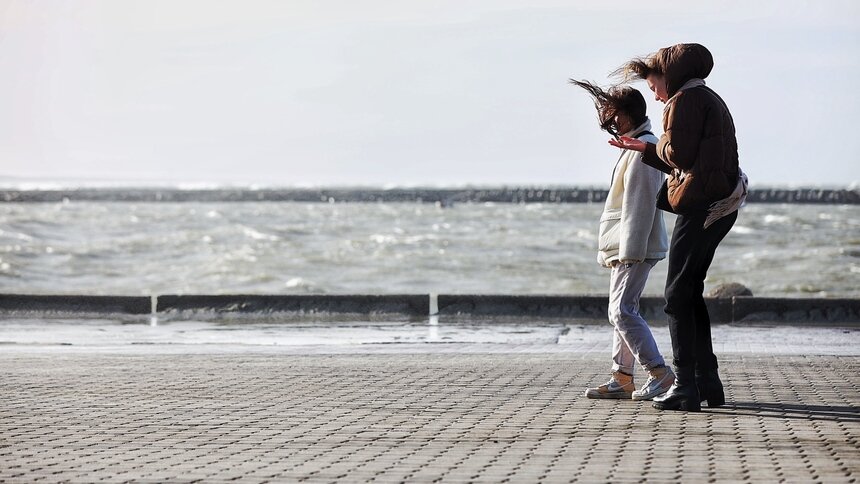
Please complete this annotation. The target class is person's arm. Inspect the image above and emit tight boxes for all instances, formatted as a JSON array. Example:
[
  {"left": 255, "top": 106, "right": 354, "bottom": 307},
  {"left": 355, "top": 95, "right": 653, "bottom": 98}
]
[{"left": 642, "top": 143, "right": 673, "bottom": 174}]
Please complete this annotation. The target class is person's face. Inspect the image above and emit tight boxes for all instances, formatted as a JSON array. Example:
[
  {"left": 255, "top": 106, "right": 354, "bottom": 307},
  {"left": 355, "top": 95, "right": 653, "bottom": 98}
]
[
  {"left": 646, "top": 74, "right": 668, "bottom": 103},
  {"left": 613, "top": 113, "right": 633, "bottom": 135}
]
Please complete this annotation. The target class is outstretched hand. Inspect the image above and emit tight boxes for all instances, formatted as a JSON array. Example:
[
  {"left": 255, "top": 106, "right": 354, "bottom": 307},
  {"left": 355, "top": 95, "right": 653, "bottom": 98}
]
[{"left": 608, "top": 136, "right": 646, "bottom": 152}]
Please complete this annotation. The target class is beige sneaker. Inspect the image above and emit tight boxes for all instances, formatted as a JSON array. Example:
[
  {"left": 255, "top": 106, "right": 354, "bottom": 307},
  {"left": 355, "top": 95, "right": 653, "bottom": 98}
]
[
  {"left": 632, "top": 365, "right": 675, "bottom": 401},
  {"left": 585, "top": 371, "right": 635, "bottom": 399}
]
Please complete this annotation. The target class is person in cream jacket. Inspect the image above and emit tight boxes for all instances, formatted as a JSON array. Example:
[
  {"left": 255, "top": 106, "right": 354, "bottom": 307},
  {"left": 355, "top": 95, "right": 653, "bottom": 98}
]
[{"left": 570, "top": 80, "right": 672, "bottom": 401}]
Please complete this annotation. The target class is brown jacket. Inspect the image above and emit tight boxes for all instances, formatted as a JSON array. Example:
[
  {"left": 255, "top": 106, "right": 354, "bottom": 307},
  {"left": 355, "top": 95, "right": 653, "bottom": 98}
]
[{"left": 642, "top": 43, "right": 739, "bottom": 213}]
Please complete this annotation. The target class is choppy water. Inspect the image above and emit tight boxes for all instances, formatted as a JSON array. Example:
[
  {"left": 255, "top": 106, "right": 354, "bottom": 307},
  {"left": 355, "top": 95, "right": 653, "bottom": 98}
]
[{"left": 0, "top": 201, "right": 857, "bottom": 297}]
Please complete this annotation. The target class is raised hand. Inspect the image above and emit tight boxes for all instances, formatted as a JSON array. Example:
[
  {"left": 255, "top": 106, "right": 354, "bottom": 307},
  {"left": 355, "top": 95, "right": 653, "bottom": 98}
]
[{"left": 608, "top": 136, "right": 647, "bottom": 152}]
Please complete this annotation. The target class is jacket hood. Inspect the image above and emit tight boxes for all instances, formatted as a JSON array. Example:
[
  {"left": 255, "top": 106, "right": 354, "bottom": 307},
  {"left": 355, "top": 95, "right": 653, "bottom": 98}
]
[{"left": 657, "top": 43, "right": 714, "bottom": 97}]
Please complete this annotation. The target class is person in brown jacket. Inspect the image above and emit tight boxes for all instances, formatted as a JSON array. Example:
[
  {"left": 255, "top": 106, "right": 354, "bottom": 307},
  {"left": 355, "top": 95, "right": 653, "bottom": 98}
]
[{"left": 608, "top": 43, "right": 748, "bottom": 412}]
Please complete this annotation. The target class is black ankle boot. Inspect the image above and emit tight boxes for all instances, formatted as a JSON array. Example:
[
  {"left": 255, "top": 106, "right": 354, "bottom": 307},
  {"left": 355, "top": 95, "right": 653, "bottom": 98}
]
[
  {"left": 652, "top": 366, "right": 700, "bottom": 412},
  {"left": 696, "top": 368, "right": 725, "bottom": 407}
]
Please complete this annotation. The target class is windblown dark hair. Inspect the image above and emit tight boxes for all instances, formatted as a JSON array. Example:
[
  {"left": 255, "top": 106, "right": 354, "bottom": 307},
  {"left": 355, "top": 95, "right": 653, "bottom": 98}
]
[
  {"left": 610, "top": 50, "right": 664, "bottom": 83},
  {"left": 569, "top": 79, "right": 647, "bottom": 137},
  {"left": 612, "top": 44, "right": 714, "bottom": 98}
]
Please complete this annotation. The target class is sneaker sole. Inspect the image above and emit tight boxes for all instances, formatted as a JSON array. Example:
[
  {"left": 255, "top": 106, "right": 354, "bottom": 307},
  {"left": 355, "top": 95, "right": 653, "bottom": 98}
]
[{"left": 631, "top": 385, "right": 672, "bottom": 401}]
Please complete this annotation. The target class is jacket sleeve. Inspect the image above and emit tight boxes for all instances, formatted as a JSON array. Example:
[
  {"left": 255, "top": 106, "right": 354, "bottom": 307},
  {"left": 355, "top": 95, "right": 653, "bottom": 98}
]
[
  {"left": 656, "top": 93, "right": 702, "bottom": 171},
  {"left": 642, "top": 143, "right": 673, "bottom": 174},
  {"left": 619, "top": 151, "right": 662, "bottom": 263}
]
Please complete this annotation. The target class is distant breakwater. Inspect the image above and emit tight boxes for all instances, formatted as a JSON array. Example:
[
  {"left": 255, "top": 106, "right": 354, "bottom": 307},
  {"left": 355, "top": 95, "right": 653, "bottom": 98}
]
[{"left": 1, "top": 187, "right": 858, "bottom": 204}]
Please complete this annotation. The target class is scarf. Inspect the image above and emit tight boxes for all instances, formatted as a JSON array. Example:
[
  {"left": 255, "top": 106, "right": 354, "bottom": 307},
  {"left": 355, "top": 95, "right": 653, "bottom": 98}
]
[{"left": 705, "top": 169, "right": 748, "bottom": 229}]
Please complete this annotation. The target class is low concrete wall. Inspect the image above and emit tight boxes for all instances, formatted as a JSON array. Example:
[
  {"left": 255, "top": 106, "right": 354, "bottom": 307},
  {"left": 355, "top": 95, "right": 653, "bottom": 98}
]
[
  {"left": 0, "top": 294, "right": 857, "bottom": 323},
  {"left": 156, "top": 294, "right": 429, "bottom": 316},
  {"left": 437, "top": 295, "right": 857, "bottom": 323},
  {"left": 732, "top": 297, "right": 860, "bottom": 323},
  {"left": 437, "top": 295, "right": 607, "bottom": 318},
  {"left": 0, "top": 295, "right": 151, "bottom": 315}
]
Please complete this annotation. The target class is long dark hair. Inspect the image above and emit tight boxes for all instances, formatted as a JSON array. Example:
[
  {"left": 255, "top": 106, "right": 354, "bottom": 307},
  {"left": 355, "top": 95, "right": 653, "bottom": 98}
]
[{"left": 569, "top": 79, "right": 647, "bottom": 138}]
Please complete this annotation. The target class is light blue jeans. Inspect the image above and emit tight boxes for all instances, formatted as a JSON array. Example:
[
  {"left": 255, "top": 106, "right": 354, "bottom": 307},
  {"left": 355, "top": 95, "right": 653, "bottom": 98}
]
[{"left": 608, "top": 260, "right": 665, "bottom": 374}]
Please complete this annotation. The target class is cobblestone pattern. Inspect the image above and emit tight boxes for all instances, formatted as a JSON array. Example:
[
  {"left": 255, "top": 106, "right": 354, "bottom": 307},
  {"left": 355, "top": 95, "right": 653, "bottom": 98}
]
[{"left": 1, "top": 353, "right": 858, "bottom": 483}]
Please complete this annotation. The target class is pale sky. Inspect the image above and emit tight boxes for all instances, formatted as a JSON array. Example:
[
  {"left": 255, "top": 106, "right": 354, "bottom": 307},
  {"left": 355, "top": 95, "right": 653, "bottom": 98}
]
[{"left": 0, "top": 0, "right": 858, "bottom": 187}]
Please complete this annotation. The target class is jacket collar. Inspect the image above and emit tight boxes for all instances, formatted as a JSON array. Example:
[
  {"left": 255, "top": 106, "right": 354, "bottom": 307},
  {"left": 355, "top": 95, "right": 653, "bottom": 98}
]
[{"left": 667, "top": 78, "right": 706, "bottom": 104}]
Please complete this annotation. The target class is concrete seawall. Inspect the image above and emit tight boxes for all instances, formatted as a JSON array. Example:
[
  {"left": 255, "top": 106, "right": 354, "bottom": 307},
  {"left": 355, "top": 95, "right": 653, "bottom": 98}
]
[
  {"left": 157, "top": 294, "right": 429, "bottom": 316},
  {"left": 1, "top": 294, "right": 858, "bottom": 323},
  {"left": 0, "top": 295, "right": 152, "bottom": 315},
  {"left": 436, "top": 295, "right": 860, "bottom": 323},
  {"left": 1, "top": 187, "right": 858, "bottom": 204}
]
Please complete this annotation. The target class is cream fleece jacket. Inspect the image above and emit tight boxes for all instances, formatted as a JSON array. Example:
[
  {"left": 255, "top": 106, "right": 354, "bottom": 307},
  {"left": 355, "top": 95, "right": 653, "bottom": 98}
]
[{"left": 597, "top": 119, "right": 669, "bottom": 267}]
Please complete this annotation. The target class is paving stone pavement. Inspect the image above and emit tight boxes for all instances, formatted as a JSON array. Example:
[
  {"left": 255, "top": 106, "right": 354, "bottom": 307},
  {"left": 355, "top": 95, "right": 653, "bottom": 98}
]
[{"left": 1, "top": 347, "right": 858, "bottom": 483}]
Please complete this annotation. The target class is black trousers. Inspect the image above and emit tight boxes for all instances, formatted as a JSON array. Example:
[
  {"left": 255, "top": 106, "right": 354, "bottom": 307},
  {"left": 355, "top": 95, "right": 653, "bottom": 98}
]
[{"left": 664, "top": 209, "right": 738, "bottom": 370}]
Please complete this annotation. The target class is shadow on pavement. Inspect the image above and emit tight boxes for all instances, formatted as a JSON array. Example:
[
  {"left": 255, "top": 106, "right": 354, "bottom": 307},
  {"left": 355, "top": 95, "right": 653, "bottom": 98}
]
[{"left": 706, "top": 401, "right": 860, "bottom": 422}]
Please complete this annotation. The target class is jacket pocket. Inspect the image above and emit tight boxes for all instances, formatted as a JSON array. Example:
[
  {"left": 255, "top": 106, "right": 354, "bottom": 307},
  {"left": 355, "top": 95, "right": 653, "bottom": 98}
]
[
  {"left": 668, "top": 170, "right": 708, "bottom": 213},
  {"left": 598, "top": 209, "right": 622, "bottom": 253}
]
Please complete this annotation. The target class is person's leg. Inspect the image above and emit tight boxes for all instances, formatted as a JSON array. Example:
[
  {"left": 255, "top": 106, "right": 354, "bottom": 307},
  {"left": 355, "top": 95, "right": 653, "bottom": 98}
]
[
  {"left": 609, "top": 261, "right": 664, "bottom": 370},
  {"left": 692, "top": 210, "right": 738, "bottom": 407},
  {"left": 612, "top": 327, "right": 636, "bottom": 376},
  {"left": 608, "top": 261, "right": 675, "bottom": 400},
  {"left": 586, "top": 264, "right": 637, "bottom": 399},
  {"left": 609, "top": 263, "right": 637, "bottom": 375},
  {"left": 691, "top": 291, "right": 724, "bottom": 407},
  {"left": 692, "top": 293, "right": 717, "bottom": 369},
  {"left": 693, "top": 210, "right": 738, "bottom": 371},
  {"left": 664, "top": 212, "right": 709, "bottom": 370},
  {"left": 656, "top": 210, "right": 738, "bottom": 411},
  {"left": 654, "top": 211, "right": 712, "bottom": 411}
]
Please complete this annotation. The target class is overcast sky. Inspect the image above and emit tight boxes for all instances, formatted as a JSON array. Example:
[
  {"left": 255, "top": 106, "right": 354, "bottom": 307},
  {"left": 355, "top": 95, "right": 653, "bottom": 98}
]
[{"left": 0, "top": 0, "right": 858, "bottom": 187}]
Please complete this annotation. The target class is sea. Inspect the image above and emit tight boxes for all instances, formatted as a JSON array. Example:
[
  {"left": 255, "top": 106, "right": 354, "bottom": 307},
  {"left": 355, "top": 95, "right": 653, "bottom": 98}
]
[{"left": 0, "top": 192, "right": 858, "bottom": 298}]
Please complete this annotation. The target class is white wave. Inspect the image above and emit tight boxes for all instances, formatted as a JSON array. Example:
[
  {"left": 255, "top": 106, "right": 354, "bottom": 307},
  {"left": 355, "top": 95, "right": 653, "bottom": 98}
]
[
  {"left": 763, "top": 214, "right": 791, "bottom": 224},
  {"left": 731, "top": 225, "right": 755, "bottom": 234},
  {"left": 576, "top": 229, "right": 596, "bottom": 241},
  {"left": 241, "top": 227, "right": 279, "bottom": 241},
  {"left": 285, "top": 277, "right": 305, "bottom": 288},
  {"left": 370, "top": 234, "right": 397, "bottom": 244},
  {"left": 175, "top": 182, "right": 228, "bottom": 190},
  {"left": 0, "top": 229, "right": 34, "bottom": 241},
  {"left": 404, "top": 234, "right": 439, "bottom": 244}
]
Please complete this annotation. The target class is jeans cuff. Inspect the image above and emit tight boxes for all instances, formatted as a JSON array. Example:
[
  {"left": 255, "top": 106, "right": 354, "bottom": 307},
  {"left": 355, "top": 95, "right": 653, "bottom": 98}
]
[
  {"left": 639, "top": 357, "right": 667, "bottom": 371},
  {"left": 611, "top": 363, "right": 635, "bottom": 375}
]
